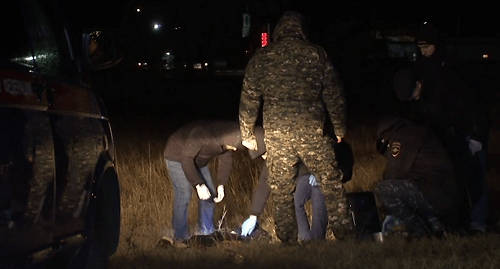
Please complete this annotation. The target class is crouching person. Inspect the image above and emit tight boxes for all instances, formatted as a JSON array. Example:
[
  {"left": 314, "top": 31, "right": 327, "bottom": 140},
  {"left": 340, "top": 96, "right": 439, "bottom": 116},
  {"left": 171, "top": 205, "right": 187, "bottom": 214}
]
[
  {"left": 374, "top": 117, "right": 462, "bottom": 238},
  {"left": 163, "top": 120, "right": 245, "bottom": 246}
]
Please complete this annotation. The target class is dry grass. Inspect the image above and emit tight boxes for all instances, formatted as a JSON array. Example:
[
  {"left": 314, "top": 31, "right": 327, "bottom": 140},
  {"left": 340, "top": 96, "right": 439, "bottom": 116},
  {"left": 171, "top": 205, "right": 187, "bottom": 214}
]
[{"left": 108, "top": 112, "right": 500, "bottom": 269}]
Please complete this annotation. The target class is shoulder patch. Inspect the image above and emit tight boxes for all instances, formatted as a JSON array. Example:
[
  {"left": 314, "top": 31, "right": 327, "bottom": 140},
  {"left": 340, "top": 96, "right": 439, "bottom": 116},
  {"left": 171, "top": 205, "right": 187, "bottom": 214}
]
[{"left": 391, "top": 142, "right": 401, "bottom": 158}]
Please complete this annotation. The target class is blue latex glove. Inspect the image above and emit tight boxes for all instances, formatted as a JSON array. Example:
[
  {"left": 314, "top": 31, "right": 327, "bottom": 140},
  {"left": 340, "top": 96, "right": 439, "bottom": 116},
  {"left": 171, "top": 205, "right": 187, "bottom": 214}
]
[
  {"left": 241, "top": 215, "right": 257, "bottom": 236},
  {"left": 309, "top": 174, "right": 319, "bottom": 187}
]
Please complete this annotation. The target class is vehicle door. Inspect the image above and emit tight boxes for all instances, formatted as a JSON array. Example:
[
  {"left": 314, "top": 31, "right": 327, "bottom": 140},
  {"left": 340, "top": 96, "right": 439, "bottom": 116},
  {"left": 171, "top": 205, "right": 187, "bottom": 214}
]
[
  {"left": 22, "top": 0, "right": 108, "bottom": 238},
  {"left": 0, "top": 0, "right": 56, "bottom": 261}
]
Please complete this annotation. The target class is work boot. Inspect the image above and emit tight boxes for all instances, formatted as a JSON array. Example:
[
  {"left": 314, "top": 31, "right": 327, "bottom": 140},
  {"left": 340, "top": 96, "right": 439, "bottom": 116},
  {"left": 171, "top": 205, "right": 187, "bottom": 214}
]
[{"left": 157, "top": 236, "right": 189, "bottom": 249}]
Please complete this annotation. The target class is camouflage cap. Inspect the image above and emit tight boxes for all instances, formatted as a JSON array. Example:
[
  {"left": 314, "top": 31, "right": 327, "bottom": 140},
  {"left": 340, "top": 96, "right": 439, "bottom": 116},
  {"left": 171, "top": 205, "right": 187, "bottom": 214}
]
[{"left": 272, "top": 11, "right": 308, "bottom": 42}]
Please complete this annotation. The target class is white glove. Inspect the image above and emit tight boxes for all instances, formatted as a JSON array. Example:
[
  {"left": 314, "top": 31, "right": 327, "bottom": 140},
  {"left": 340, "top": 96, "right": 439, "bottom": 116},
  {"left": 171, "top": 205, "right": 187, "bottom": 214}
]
[
  {"left": 242, "top": 139, "right": 258, "bottom": 151},
  {"left": 241, "top": 215, "right": 257, "bottom": 236},
  {"left": 469, "top": 139, "right": 482, "bottom": 156},
  {"left": 196, "top": 184, "right": 211, "bottom": 200},
  {"left": 308, "top": 174, "right": 319, "bottom": 186},
  {"left": 213, "top": 185, "right": 225, "bottom": 203}
]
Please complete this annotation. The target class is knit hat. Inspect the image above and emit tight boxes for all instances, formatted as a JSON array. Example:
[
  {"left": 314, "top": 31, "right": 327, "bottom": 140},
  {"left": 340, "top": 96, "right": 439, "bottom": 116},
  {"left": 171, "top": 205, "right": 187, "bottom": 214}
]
[{"left": 415, "top": 21, "right": 440, "bottom": 45}]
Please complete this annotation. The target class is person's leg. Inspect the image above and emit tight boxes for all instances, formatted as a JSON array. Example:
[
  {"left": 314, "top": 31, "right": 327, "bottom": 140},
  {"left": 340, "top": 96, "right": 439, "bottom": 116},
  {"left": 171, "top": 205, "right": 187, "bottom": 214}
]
[
  {"left": 198, "top": 165, "right": 216, "bottom": 235},
  {"left": 469, "top": 145, "right": 489, "bottom": 233},
  {"left": 453, "top": 133, "right": 489, "bottom": 232},
  {"left": 297, "top": 135, "right": 354, "bottom": 240},
  {"left": 374, "top": 179, "right": 437, "bottom": 236},
  {"left": 265, "top": 135, "right": 300, "bottom": 243},
  {"left": 310, "top": 185, "right": 328, "bottom": 240},
  {"left": 294, "top": 174, "right": 313, "bottom": 241},
  {"left": 166, "top": 160, "right": 192, "bottom": 240}
]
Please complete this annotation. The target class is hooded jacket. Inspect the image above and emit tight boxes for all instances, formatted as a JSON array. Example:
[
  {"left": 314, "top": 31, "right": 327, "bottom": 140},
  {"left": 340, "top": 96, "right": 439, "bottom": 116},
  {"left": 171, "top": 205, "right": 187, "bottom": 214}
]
[
  {"left": 164, "top": 120, "right": 245, "bottom": 187},
  {"left": 239, "top": 11, "right": 346, "bottom": 145}
]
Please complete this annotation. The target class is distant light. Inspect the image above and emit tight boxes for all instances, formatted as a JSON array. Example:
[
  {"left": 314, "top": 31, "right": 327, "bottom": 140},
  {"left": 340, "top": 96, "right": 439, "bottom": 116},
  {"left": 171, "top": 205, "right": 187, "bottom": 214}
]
[
  {"left": 166, "top": 52, "right": 170, "bottom": 55},
  {"left": 144, "top": 63, "right": 148, "bottom": 66},
  {"left": 483, "top": 54, "right": 489, "bottom": 59},
  {"left": 138, "top": 63, "right": 142, "bottom": 66},
  {"left": 261, "top": 32, "right": 269, "bottom": 47},
  {"left": 136, "top": 8, "right": 141, "bottom": 12},
  {"left": 154, "top": 24, "right": 161, "bottom": 30},
  {"left": 423, "top": 21, "right": 428, "bottom": 24},
  {"left": 204, "top": 62, "right": 208, "bottom": 67}
]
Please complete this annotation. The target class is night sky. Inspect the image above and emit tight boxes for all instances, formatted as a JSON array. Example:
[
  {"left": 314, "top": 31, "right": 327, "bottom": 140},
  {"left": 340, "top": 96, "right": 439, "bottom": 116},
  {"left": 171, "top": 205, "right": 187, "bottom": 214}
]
[
  {"left": 66, "top": 0, "right": 500, "bottom": 34},
  {"left": 61, "top": 0, "right": 500, "bottom": 64}
]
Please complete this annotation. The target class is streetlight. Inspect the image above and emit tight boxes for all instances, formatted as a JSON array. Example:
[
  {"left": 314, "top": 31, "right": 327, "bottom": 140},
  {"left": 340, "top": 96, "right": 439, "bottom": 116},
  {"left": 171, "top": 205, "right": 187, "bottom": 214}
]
[{"left": 136, "top": 8, "right": 141, "bottom": 13}]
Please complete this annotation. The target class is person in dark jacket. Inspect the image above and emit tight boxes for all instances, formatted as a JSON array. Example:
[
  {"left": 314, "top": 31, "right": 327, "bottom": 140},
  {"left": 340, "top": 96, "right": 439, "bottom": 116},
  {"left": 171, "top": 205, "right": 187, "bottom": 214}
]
[
  {"left": 411, "top": 21, "right": 490, "bottom": 151},
  {"left": 238, "top": 11, "right": 353, "bottom": 243},
  {"left": 374, "top": 117, "right": 461, "bottom": 237},
  {"left": 240, "top": 126, "right": 354, "bottom": 242},
  {"left": 394, "top": 23, "right": 491, "bottom": 233},
  {"left": 163, "top": 120, "right": 245, "bottom": 244}
]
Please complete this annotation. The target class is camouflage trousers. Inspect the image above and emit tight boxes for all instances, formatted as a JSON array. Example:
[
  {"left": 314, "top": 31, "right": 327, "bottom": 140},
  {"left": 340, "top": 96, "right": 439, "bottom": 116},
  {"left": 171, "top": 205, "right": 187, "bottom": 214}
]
[
  {"left": 374, "top": 179, "right": 445, "bottom": 235},
  {"left": 264, "top": 131, "right": 354, "bottom": 242}
]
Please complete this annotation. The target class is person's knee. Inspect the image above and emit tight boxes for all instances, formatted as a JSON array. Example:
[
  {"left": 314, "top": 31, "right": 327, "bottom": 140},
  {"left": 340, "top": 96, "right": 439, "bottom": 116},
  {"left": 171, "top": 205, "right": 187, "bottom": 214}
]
[
  {"left": 294, "top": 199, "right": 306, "bottom": 209},
  {"left": 174, "top": 188, "right": 192, "bottom": 203}
]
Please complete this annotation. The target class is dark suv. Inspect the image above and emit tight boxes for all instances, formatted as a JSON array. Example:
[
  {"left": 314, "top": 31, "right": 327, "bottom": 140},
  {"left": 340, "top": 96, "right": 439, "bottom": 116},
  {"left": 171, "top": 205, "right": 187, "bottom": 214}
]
[{"left": 1, "top": 1, "right": 121, "bottom": 268}]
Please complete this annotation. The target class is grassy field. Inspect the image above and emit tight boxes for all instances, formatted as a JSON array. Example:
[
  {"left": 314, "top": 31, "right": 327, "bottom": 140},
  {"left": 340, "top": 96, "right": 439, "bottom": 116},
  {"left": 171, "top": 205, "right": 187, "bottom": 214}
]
[{"left": 106, "top": 102, "right": 500, "bottom": 268}]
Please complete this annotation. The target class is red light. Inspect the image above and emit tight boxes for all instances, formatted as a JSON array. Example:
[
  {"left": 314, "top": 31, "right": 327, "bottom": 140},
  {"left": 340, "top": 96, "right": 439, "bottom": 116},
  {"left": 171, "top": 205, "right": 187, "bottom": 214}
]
[{"left": 261, "top": 33, "right": 268, "bottom": 47}]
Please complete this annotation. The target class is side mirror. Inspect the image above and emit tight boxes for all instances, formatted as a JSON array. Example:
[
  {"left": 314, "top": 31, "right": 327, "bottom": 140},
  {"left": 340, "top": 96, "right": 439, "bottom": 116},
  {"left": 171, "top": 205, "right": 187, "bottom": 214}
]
[{"left": 82, "top": 30, "right": 121, "bottom": 70}]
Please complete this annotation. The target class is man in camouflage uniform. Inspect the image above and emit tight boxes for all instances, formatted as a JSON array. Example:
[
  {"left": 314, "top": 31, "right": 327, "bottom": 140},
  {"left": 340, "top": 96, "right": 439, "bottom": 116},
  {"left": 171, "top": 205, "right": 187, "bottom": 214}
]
[{"left": 238, "top": 11, "right": 354, "bottom": 242}]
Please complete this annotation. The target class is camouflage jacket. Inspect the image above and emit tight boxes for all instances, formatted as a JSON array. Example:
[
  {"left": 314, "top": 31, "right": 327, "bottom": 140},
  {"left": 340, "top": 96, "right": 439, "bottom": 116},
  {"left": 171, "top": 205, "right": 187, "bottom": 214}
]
[{"left": 239, "top": 11, "right": 346, "bottom": 144}]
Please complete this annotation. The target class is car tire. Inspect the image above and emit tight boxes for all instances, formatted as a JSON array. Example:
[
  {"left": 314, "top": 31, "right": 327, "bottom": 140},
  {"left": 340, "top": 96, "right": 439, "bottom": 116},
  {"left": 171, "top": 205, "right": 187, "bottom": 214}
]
[{"left": 83, "top": 168, "right": 120, "bottom": 269}]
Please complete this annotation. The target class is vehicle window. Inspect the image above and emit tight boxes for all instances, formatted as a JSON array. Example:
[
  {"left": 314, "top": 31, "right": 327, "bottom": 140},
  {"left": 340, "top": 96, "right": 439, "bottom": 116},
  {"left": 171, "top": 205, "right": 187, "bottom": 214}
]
[
  {"left": 0, "top": 2, "right": 33, "bottom": 69},
  {"left": 22, "top": 0, "right": 73, "bottom": 79}
]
